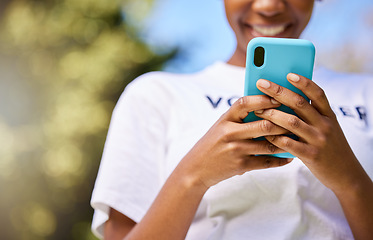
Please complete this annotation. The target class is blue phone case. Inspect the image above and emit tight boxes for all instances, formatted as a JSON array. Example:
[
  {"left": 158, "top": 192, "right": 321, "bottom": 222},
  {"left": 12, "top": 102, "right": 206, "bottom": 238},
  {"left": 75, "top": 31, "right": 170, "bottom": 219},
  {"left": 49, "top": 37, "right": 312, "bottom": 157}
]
[{"left": 244, "top": 37, "right": 315, "bottom": 158}]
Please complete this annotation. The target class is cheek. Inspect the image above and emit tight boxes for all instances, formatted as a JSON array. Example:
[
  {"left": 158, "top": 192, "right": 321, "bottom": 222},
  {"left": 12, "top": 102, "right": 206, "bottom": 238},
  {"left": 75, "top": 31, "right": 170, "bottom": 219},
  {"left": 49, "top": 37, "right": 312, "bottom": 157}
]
[
  {"left": 224, "top": 0, "right": 247, "bottom": 26},
  {"left": 292, "top": 1, "right": 314, "bottom": 31},
  {"left": 296, "top": 1, "right": 314, "bottom": 19}
]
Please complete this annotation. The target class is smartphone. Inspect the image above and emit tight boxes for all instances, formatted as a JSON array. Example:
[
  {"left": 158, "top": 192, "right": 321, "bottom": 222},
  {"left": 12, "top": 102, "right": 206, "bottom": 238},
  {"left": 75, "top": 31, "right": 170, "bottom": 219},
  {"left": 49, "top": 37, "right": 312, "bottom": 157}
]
[{"left": 243, "top": 37, "right": 315, "bottom": 158}]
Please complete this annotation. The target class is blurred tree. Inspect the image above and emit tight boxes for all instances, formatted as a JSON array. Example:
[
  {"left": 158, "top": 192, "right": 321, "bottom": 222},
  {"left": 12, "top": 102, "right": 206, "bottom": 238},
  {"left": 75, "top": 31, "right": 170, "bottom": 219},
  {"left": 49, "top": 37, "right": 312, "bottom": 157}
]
[{"left": 0, "top": 0, "right": 173, "bottom": 239}]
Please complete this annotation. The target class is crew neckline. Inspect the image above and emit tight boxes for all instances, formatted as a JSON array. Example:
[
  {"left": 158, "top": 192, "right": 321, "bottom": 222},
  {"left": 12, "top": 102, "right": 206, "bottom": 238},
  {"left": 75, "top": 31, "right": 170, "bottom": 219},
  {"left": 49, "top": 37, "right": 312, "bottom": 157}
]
[
  {"left": 214, "top": 61, "right": 245, "bottom": 71},
  {"left": 205, "top": 61, "right": 245, "bottom": 79}
]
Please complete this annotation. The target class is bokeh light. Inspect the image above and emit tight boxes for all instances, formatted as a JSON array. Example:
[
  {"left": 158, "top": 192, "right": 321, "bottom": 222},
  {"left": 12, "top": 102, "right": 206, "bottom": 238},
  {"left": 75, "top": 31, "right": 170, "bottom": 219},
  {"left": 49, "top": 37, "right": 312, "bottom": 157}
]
[{"left": 0, "top": 0, "right": 170, "bottom": 239}]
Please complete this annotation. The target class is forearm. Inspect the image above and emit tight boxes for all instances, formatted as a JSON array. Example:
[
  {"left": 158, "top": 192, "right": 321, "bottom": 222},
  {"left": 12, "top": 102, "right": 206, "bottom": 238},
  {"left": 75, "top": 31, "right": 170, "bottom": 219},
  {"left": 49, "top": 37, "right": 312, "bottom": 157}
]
[
  {"left": 124, "top": 161, "right": 208, "bottom": 240},
  {"left": 333, "top": 163, "right": 373, "bottom": 240}
]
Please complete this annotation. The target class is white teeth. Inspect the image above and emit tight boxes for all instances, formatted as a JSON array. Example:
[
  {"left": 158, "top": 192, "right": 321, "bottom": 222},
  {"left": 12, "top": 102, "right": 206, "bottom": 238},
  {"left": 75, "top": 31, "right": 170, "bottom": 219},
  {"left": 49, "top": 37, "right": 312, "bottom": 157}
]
[{"left": 252, "top": 25, "right": 286, "bottom": 36}]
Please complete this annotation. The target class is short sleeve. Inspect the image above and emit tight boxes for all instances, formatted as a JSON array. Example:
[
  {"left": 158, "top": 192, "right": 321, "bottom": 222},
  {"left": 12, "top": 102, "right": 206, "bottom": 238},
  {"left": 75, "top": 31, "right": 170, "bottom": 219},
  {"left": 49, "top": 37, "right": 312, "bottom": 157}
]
[{"left": 90, "top": 74, "right": 169, "bottom": 238}]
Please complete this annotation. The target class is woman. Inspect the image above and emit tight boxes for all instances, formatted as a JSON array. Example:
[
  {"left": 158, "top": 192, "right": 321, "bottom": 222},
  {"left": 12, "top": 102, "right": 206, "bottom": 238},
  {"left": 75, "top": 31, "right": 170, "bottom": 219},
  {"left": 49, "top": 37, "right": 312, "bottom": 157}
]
[{"left": 91, "top": 0, "right": 373, "bottom": 239}]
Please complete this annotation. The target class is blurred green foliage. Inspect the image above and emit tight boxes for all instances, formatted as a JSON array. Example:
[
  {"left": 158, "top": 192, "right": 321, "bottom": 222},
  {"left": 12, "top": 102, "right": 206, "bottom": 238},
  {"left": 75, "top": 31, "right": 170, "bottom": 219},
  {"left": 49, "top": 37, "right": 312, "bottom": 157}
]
[{"left": 0, "top": 0, "right": 172, "bottom": 239}]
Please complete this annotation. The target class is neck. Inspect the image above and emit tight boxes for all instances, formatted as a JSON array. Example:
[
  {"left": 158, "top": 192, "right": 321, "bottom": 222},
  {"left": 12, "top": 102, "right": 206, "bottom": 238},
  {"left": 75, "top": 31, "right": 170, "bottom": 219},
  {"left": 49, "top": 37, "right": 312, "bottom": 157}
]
[{"left": 227, "top": 48, "right": 246, "bottom": 67}]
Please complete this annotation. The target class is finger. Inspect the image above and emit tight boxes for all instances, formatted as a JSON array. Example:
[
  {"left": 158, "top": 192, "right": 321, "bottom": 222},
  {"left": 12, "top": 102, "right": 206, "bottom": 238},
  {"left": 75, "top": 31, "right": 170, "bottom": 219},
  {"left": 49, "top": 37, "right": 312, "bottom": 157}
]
[
  {"left": 255, "top": 108, "right": 317, "bottom": 142},
  {"left": 243, "top": 155, "right": 292, "bottom": 171},
  {"left": 256, "top": 78, "right": 321, "bottom": 125},
  {"left": 265, "top": 135, "right": 315, "bottom": 162},
  {"left": 235, "top": 139, "right": 287, "bottom": 155},
  {"left": 227, "top": 119, "right": 289, "bottom": 140},
  {"left": 287, "top": 73, "right": 334, "bottom": 117},
  {"left": 225, "top": 95, "right": 281, "bottom": 122}
]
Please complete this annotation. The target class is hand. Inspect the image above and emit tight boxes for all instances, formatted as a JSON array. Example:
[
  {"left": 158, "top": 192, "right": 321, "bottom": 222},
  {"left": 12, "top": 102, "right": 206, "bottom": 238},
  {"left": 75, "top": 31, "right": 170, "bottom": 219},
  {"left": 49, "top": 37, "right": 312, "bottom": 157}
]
[
  {"left": 179, "top": 95, "right": 292, "bottom": 189},
  {"left": 254, "top": 73, "right": 365, "bottom": 193}
]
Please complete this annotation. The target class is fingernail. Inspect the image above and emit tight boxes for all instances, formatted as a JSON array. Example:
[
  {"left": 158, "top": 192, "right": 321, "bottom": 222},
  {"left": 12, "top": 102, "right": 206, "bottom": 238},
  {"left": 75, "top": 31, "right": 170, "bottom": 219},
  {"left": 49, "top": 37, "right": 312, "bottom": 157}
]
[
  {"left": 287, "top": 158, "right": 293, "bottom": 163},
  {"left": 288, "top": 73, "right": 300, "bottom": 82},
  {"left": 255, "top": 109, "right": 264, "bottom": 114},
  {"left": 257, "top": 79, "right": 271, "bottom": 89},
  {"left": 270, "top": 98, "right": 280, "bottom": 105}
]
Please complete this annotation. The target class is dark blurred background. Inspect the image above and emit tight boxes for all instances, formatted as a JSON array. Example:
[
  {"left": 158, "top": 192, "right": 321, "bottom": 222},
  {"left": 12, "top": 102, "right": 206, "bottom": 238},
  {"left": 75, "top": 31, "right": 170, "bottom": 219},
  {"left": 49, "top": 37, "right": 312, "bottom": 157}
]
[{"left": 0, "top": 0, "right": 372, "bottom": 239}]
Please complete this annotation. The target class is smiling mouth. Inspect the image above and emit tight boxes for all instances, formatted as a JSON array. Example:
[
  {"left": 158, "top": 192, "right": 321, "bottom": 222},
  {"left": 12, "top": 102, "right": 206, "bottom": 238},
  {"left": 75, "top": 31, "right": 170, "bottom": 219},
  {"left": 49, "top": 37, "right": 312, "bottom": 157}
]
[{"left": 250, "top": 24, "right": 290, "bottom": 37}]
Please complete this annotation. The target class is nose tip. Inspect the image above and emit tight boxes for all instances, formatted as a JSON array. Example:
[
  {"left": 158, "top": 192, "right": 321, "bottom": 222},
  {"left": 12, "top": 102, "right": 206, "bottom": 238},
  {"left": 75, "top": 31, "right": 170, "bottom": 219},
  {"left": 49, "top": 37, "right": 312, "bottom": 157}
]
[{"left": 252, "top": 0, "right": 286, "bottom": 17}]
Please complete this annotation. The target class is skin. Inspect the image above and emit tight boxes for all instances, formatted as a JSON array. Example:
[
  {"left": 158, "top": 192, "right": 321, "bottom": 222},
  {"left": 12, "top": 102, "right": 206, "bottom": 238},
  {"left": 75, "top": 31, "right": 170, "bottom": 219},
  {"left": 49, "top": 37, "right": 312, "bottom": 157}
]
[
  {"left": 226, "top": 0, "right": 314, "bottom": 67},
  {"left": 104, "top": 0, "right": 373, "bottom": 239},
  {"left": 255, "top": 75, "right": 373, "bottom": 240}
]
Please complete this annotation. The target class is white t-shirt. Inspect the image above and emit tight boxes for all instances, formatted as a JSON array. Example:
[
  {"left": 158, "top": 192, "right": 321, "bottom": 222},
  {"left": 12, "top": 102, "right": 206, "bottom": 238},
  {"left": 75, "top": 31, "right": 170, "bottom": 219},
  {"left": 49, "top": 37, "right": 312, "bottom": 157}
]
[{"left": 90, "top": 62, "right": 373, "bottom": 239}]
